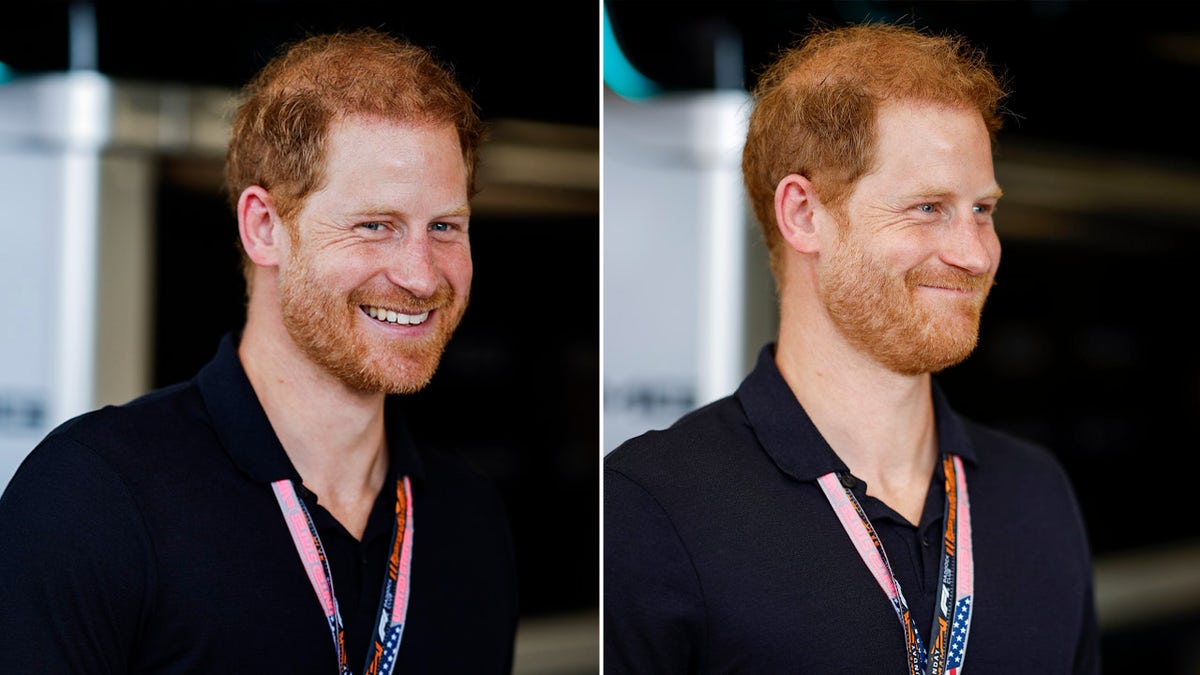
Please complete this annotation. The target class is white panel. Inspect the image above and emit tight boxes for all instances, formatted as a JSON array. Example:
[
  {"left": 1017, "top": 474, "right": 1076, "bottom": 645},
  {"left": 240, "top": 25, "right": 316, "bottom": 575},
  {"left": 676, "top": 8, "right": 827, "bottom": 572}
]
[
  {"left": 0, "top": 72, "right": 227, "bottom": 494},
  {"left": 0, "top": 149, "right": 61, "bottom": 488},
  {"left": 602, "top": 87, "right": 752, "bottom": 453}
]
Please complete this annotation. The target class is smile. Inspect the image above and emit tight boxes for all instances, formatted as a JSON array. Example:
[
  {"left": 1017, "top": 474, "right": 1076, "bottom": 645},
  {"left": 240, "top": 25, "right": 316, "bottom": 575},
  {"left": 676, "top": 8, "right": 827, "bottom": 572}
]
[
  {"left": 363, "top": 305, "right": 431, "bottom": 326},
  {"left": 919, "top": 284, "right": 973, "bottom": 293}
]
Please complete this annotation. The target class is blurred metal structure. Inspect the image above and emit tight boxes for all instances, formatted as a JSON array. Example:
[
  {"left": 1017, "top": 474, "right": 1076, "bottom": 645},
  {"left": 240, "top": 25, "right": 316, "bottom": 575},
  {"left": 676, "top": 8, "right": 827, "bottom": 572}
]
[
  {"left": 0, "top": 71, "right": 231, "bottom": 488},
  {"left": 602, "top": 86, "right": 778, "bottom": 453}
]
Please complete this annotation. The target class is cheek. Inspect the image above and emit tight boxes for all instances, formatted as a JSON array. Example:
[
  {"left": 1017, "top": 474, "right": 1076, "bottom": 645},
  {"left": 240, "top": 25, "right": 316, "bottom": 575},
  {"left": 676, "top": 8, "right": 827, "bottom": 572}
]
[{"left": 437, "top": 246, "right": 473, "bottom": 291}]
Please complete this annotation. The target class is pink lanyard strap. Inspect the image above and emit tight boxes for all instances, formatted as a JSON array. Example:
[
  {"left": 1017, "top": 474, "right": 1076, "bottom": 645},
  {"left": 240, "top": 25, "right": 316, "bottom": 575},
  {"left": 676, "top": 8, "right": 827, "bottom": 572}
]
[
  {"left": 272, "top": 476, "right": 414, "bottom": 675},
  {"left": 817, "top": 454, "right": 974, "bottom": 675}
]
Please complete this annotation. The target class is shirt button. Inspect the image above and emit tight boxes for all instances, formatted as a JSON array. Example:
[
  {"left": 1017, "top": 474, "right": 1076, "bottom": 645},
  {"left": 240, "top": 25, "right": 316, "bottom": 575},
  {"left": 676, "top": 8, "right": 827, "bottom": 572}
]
[{"left": 922, "top": 536, "right": 931, "bottom": 548}]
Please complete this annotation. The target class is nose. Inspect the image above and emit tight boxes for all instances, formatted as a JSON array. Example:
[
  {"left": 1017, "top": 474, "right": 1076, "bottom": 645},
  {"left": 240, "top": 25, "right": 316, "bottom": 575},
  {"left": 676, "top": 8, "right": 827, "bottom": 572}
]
[
  {"left": 940, "top": 210, "right": 997, "bottom": 276},
  {"left": 383, "top": 229, "right": 439, "bottom": 298}
]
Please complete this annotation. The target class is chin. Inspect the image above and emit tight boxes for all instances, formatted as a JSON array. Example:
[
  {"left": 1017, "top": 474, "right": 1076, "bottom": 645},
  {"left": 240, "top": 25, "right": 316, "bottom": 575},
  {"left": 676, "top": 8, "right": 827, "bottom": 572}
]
[
  {"left": 365, "top": 349, "right": 446, "bottom": 394},
  {"left": 881, "top": 317, "right": 981, "bottom": 376},
  {"left": 339, "top": 366, "right": 437, "bottom": 395},
  {"left": 382, "top": 362, "right": 441, "bottom": 394}
]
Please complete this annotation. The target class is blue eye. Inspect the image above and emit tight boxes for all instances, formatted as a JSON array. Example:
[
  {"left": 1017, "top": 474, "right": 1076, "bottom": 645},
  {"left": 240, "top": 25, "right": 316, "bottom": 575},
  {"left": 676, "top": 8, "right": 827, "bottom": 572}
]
[
  {"left": 360, "top": 222, "right": 385, "bottom": 231},
  {"left": 916, "top": 204, "right": 936, "bottom": 213},
  {"left": 430, "top": 222, "right": 451, "bottom": 232}
]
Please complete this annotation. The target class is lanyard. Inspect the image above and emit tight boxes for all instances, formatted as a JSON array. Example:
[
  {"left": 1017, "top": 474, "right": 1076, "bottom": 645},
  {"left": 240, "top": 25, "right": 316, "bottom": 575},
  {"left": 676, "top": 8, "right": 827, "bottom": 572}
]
[
  {"left": 817, "top": 454, "right": 974, "bottom": 675},
  {"left": 272, "top": 476, "right": 414, "bottom": 675}
]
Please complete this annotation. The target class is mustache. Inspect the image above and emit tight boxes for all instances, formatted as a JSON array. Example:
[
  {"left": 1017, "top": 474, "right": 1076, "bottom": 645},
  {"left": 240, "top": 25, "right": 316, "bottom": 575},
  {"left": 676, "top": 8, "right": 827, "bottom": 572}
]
[
  {"left": 905, "top": 268, "right": 994, "bottom": 293},
  {"left": 351, "top": 284, "right": 457, "bottom": 313}
]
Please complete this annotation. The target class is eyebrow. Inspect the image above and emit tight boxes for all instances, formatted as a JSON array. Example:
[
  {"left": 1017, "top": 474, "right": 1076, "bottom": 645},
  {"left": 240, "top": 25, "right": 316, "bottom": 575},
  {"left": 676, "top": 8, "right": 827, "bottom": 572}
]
[
  {"left": 908, "top": 184, "right": 1004, "bottom": 201},
  {"left": 356, "top": 203, "right": 472, "bottom": 219}
]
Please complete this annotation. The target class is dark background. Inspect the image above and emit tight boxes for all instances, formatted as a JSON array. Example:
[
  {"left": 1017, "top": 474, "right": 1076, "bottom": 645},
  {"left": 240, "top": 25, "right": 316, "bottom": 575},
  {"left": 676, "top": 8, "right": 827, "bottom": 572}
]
[
  {"left": 606, "top": 0, "right": 1200, "bottom": 162},
  {"left": 606, "top": 1, "right": 1200, "bottom": 673},
  {"left": 0, "top": 0, "right": 600, "bottom": 625},
  {"left": 0, "top": 1, "right": 597, "bottom": 128}
]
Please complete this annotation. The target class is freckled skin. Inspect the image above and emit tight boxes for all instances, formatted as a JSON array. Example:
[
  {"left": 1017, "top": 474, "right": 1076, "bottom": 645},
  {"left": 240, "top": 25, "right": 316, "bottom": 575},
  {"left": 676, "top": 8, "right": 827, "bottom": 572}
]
[
  {"left": 277, "top": 116, "right": 473, "bottom": 394},
  {"left": 819, "top": 102, "right": 1002, "bottom": 375}
]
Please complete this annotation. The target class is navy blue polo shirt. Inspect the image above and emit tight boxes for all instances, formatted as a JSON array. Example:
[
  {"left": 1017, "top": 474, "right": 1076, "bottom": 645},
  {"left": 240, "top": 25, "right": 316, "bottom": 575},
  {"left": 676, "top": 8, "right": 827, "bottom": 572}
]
[
  {"left": 0, "top": 333, "right": 518, "bottom": 673},
  {"left": 604, "top": 343, "right": 1100, "bottom": 674}
]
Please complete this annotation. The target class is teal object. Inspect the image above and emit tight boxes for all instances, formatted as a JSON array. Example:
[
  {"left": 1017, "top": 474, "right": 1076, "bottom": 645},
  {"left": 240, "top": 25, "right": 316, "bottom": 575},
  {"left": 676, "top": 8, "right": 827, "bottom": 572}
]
[{"left": 603, "top": 4, "right": 660, "bottom": 100}]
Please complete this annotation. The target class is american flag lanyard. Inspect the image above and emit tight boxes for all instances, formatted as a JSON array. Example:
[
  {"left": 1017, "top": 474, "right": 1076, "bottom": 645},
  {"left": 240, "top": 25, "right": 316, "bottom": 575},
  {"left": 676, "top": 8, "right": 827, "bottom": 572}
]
[
  {"left": 271, "top": 476, "right": 415, "bottom": 675},
  {"left": 817, "top": 454, "right": 974, "bottom": 675}
]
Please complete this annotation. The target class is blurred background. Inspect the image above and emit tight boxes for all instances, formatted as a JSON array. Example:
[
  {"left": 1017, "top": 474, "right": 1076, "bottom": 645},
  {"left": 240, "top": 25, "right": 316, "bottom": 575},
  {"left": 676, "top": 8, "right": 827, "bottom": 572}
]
[
  {"left": 0, "top": 2, "right": 598, "bottom": 673},
  {"left": 604, "top": 1, "right": 1200, "bottom": 672}
]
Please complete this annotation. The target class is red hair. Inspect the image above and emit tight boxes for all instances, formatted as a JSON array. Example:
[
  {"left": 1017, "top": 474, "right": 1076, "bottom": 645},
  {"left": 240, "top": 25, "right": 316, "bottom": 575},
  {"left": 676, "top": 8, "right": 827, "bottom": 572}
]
[{"left": 741, "top": 21, "right": 1008, "bottom": 283}]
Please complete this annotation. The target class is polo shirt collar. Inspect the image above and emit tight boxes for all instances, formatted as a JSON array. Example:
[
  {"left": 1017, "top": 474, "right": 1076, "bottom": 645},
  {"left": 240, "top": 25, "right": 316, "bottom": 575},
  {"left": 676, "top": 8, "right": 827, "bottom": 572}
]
[
  {"left": 738, "top": 342, "right": 978, "bottom": 484},
  {"left": 196, "top": 332, "right": 426, "bottom": 485}
]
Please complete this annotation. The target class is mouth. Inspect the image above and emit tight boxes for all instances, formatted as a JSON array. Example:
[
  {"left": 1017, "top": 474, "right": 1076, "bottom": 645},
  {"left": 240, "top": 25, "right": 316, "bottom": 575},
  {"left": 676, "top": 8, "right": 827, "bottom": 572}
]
[
  {"left": 917, "top": 283, "right": 976, "bottom": 294},
  {"left": 362, "top": 304, "right": 431, "bottom": 326},
  {"left": 910, "top": 273, "right": 992, "bottom": 296}
]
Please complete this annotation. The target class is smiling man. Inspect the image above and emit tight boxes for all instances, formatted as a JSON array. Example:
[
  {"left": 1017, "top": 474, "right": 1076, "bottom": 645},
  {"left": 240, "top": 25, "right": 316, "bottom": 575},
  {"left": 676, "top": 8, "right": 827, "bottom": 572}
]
[
  {"left": 0, "top": 30, "right": 516, "bottom": 674},
  {"left": 604, "top": 22, "right": 1101, "bottom": 674}
]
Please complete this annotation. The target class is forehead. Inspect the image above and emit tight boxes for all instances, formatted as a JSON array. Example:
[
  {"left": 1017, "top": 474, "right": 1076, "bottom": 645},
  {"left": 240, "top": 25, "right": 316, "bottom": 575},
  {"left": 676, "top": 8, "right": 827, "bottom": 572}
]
[
  {"left": 866, "top": 101, "right": 996, "bottom": 190},
  {"left": 324, "top": 115, "right": 464, "bottom": 170},
  {"left": 293, "top": 115, "right": 470, "bottom": 226},
  {"left": 875, "top": 101, "right": 990, "bottom": 155},
  {"left": 315, "top": 115, "right": 469, "bottom": 203}
]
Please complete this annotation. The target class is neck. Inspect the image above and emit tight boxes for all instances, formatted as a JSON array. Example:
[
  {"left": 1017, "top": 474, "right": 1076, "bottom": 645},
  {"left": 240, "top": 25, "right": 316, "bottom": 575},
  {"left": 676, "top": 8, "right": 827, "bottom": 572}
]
[
  {"left": 239, "top": 300, "right": 389, "bottom": 539},
  {"left": 776, "top": 305, "right": 939, "bottom": 524}
]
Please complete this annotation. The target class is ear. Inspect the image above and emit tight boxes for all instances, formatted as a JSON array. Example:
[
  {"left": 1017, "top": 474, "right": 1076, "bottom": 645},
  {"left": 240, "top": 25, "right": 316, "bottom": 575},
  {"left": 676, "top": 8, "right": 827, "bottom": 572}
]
[
  {"left": 237, "top": 186, "right": 285, "bottom": 268},
  {"left": 773, "top": 174, "right": 824, "bottom": 254}
]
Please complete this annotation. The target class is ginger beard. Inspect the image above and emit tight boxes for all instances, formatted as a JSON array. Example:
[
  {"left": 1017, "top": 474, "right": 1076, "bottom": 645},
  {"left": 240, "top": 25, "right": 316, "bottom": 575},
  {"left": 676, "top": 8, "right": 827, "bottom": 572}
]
[
  {"left": 819, "top": 229, "right": 994, "bottom": 376},
  {"left": 276, "top": 234, "right": 468, "bottom": 395}
]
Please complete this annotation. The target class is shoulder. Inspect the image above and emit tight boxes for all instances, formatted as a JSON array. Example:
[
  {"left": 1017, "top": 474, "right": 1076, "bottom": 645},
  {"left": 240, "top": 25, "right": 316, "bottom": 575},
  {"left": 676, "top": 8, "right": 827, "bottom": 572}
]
[
  {"left": 41, "top": 379, "right": 205, "bottom": 464},
  {"left": 1, "top": 379, "right": 212, "bottom": 538},
  {"left": 16, "top": 378, "right": 200, "bottom": 475},
  {"left": 606, "top": 393, "right": 750, "bottom": 481},
  {"left": 956, "top": 416, "right": 1088, "bottom": 529},
  {"left": 961, "top": 417, "right": 1074, "bottom": 485},
  {"left": 605, "top": 392, "right": 770, "bottom": 546},
  {"left": 407, "top": 444, "right": 515, "bottom": 561},
  {"left": 933, "top": 377, "right": 1070, "bottom": 486},
  {"left": 0, "top": 408, "right": 158, "bottom": 601},
  {"left": 405, "top": 445, "right": 518, "bottom": 609}
]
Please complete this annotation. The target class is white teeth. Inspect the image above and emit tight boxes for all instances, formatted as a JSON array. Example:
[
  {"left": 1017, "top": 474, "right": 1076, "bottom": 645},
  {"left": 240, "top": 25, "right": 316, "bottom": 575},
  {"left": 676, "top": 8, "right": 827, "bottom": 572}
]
[{"left": 365, "top": 306, "right": 429, "bottom": 325}]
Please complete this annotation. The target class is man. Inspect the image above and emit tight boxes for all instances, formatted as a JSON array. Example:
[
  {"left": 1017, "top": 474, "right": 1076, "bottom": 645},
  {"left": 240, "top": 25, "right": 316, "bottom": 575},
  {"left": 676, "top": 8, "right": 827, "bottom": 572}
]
[
  {"left": 604, "top": 21, "right": 1100, "bottom": 674},
  {"left": 0, "top": 29, "right": 517, "bottom": 673}
]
